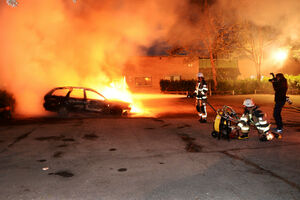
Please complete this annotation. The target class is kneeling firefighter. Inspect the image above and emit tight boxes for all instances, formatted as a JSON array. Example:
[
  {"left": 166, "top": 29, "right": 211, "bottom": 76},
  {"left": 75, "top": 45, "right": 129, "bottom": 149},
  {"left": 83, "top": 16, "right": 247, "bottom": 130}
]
[
  {"left": 195, "top": 72, "right": 208, "bottom": 123},
  {"left": 237, "top": 98, "right": 276, "bottom": 141}
]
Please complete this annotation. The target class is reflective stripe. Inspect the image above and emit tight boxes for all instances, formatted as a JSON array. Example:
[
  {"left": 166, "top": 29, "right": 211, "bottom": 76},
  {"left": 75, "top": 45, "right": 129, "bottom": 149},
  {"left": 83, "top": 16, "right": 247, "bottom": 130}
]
[
  {"left": 257, "top": 124, "right": 270, "bottom": 132},
  {"left": 240, "top": 116, "right": 248, "bottom": 122},
  {"left": 241, "top": 127, "right": 249, "bottom": 131},
  {"left": 203, "top": 105, "right": 207, "bottom": 118},
  {"left": 259, "top": 120, "right": 267, "bottom": 125},
  {"left": 238, "top": 123, "right": 249, "bottom": 130}
]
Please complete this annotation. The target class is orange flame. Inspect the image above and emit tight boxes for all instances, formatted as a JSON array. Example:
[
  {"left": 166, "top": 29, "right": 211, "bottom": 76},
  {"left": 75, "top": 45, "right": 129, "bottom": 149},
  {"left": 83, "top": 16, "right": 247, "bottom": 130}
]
[{"left": 100, "top": 77, "right": 148, "bottom": 116}]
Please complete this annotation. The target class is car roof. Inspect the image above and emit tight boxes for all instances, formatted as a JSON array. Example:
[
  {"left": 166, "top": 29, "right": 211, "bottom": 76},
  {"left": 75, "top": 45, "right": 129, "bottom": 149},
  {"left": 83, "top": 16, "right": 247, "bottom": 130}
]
[
  {"left": 53, "top": 86, "right": 98, "bottom": 92},
  {"left": 50, "top": 87, "right": 106, "bottom": 98}
]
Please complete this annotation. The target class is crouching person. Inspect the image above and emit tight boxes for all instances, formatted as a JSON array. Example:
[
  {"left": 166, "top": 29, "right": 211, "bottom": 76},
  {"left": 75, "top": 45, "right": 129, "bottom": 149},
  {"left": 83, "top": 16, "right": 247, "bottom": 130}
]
[
  {"left": 195, "top": 72, "right": 208, "bottom": 123},
  {"left": 237, "top": 98, "right": 276, "bottom": 141}
]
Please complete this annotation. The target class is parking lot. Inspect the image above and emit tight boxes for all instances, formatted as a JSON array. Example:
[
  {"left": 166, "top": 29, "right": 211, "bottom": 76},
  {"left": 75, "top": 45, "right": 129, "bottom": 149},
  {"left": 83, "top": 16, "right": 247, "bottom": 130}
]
[{"left": 0, "top": 94, "right": 299, "bottom": 200}]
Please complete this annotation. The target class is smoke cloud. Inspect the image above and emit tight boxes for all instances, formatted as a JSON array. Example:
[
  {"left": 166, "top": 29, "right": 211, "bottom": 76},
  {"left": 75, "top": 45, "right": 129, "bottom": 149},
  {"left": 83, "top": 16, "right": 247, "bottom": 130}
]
[
  {"left": 218, "top": 0, "right": 300, "bottom": 74},
  {"left": 0, "top": 0, "right": 184, "bottom": 115},
  {"left": 0, "top": 0, "right": 299, "bottom": 116}
]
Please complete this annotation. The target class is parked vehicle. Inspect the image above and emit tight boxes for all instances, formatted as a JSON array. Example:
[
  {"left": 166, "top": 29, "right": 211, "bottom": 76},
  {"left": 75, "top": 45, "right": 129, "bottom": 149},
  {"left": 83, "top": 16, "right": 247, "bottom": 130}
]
[
  {"left": 43, "top": 87, "right": 131, "bottom": 117},
  {"left": 0, "top": 89, "right": 15, "bottom": 120},
  {"left": 0, "top": 102, "right": 12, "bottom": 119}
]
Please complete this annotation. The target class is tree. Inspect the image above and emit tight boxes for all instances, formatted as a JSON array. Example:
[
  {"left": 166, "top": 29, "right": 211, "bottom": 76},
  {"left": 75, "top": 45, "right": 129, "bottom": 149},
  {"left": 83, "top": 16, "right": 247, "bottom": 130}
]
[
  {"left": 167, "top": 0, "right": 238, "bottom": 90},
  {"left": 236, "top": 22, "right": 276, "bottom": 80}
]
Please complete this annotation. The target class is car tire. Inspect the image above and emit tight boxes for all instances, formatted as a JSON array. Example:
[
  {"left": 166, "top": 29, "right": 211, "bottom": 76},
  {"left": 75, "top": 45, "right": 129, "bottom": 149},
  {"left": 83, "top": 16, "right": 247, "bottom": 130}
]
[
  {"left": 112, "top": 108, "right": 123, "bottom": 116},
  {"left": 211, "top": 131, "right": 218, "bottom": 138},
  {"left": 58, "top": 106, "right": 69, "bottom": 118}
]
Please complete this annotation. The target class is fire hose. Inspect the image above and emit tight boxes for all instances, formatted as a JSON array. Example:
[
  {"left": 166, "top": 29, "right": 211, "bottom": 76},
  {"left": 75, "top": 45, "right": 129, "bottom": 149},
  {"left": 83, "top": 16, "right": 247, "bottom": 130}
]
[
  {"left": 285, "top": 105, "right": 300, "bottom": 112},
  {"left": 205, "top": 100, "right": 217, "bottom": 113},
  {"left": 206, "top": 101, "right": 240, "bottom": 123},
  {"left": 285, "top": 97, "right": 300, "bottom": 112}
]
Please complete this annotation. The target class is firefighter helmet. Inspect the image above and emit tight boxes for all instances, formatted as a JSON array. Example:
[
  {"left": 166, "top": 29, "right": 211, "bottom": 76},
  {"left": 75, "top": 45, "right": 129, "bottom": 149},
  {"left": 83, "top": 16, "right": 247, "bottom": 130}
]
[
  {"left": 197, "top": 72, "right": 204, "bottom": 78},
  {"left": 243, "top": 98, "right": 255, "bottom": 107}
]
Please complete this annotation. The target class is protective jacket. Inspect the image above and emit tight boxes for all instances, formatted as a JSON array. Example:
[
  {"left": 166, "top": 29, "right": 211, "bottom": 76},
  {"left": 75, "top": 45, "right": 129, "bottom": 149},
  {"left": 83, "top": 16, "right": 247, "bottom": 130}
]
[
  {"left": 237, "top": 106, "right": 270, "bottom": 135},
  {"left": 195, "top": 80, "right": 208, "bottom": 100},
  {"left": 195, "top": 79, "right": 208, "bottom": 121}
]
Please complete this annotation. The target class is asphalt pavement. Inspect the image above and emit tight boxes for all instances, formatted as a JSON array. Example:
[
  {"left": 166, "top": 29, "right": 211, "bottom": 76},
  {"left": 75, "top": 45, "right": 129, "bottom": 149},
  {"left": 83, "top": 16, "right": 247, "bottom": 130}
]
[{"left": 0, "top": 94, "right": 299, "bottom": 200}]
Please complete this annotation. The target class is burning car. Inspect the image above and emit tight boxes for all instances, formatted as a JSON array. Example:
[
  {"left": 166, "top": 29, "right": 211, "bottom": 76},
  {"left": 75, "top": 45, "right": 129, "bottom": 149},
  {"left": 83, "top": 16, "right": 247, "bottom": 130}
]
[
  {"left": 0, "top": 89, "right": 15, "bottom": 120},
  {"left": 43, "top": 87, "right": 131, "bottom": 117},
  {"left": 0, "top": 103, "right": 12, "bottom": 120}
]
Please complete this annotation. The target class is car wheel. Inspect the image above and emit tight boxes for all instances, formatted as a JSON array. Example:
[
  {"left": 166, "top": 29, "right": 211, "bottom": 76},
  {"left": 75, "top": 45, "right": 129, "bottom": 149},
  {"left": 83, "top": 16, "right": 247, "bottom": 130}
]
[
  {"left": 58, "top": 106, "right": 69, "bottom": 118},
  {"left": 112, "top": 108, "right": 123, "bottom": 116},
  {"left": 211, "top": 131, "right": 218, "bottom": 138}
]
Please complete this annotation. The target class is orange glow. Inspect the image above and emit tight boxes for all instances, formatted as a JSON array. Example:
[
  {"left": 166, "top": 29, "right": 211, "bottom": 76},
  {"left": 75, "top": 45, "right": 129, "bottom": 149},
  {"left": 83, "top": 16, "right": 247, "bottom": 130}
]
[
  {"left": 100, "top": 77, "right": 149, "bottom": 116},
  {"left": 0, "top": 0, "right": 180, "bottom": 116},
  {"left": 272, "top": 48, "right": 289, "bottom": 63}
]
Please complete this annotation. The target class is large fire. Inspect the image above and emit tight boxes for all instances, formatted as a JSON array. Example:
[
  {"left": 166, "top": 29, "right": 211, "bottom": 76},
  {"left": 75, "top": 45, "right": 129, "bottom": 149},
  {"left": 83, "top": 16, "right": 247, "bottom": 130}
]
[{"left": 100, "top": 77, "right": 148, "bottom": 116}]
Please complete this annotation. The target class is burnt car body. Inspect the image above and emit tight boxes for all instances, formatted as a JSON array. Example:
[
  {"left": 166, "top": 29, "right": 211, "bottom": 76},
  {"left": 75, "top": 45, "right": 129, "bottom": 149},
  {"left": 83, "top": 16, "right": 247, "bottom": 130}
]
[
  {"left": 0, "top": 102, "right": 12, "bottom": 119},
  {"left": 43, "top": 87, "right": 131, "bottom": 117}
]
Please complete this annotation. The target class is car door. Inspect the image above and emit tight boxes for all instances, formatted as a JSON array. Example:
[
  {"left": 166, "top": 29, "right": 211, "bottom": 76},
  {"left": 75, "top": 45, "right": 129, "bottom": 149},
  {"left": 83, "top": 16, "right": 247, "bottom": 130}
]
[
  {"left": 85, "top": 89, "right": 107, "bottom": 112},
  {"left": 68, "top": 88, "right": 85, "bottom": 112}
]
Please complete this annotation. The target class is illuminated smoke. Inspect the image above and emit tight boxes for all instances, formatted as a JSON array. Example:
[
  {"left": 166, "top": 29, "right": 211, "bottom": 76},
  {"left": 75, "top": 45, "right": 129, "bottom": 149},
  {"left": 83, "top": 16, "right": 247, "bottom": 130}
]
[
  {"left": 218, "top": 0, "right": 300, "bottom": 74},
  {"left": 0, "top": 0, "right": 183, "bottom": 116},
  {"left": 1, "top": 0, "right": 299, "bottom": 116}
]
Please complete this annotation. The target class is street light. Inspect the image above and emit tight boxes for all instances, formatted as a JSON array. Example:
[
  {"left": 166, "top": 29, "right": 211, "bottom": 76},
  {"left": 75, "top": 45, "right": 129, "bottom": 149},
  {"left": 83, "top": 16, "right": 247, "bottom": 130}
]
[{"left": 272, "top": 48, "right": 289, "bottom": 63}]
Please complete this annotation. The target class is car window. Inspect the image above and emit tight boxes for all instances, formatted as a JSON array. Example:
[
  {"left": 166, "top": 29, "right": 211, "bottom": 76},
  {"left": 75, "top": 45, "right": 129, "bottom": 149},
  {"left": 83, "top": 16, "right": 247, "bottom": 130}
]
[
  {"left": 52, "top": 88, "right": 69, "bottom": 97},
  {"left": 69, "top": 88, "right": 84, "bottom": 99},
  {"left": 86, "top": 90, "right": 105, "bottom": 101}
]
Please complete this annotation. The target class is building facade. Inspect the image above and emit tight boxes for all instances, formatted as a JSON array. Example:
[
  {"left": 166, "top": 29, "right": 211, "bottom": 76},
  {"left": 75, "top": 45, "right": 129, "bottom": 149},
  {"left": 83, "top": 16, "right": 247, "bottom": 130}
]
[{"left": 123, "top": 56, "right": 239, "bottom": 92}]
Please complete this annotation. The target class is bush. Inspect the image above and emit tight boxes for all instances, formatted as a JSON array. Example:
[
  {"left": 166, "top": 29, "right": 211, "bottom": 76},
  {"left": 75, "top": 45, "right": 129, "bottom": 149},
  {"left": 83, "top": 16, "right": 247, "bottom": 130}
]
[
  {"left": 160, "top": 74, "right": 300, "bottom": 95},
  {"left": 285, "top": 74, "right": 300, "bottom": 90},
  {"left": 160, "top": 80, "right": 196, "bottom": 92},
  {"left": 0, "top": 89, "right": 16, "bottom": 111}
]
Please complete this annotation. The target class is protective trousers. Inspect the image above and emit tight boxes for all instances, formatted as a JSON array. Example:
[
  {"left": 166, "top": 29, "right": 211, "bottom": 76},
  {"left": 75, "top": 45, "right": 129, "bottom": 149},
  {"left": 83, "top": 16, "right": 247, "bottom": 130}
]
[
  {"left": 196, "top": 99, "right": 207, "bottom": 120},
  {"left": 273, "top": 101, "right": 285, "bottom": 129}
]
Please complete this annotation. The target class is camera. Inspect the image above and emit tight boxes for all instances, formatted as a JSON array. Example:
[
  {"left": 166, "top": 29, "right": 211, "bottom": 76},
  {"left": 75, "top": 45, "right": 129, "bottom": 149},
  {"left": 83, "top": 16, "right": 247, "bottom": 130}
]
[{"left": 268, "top": 72, "right": 276, "bottom": 82}]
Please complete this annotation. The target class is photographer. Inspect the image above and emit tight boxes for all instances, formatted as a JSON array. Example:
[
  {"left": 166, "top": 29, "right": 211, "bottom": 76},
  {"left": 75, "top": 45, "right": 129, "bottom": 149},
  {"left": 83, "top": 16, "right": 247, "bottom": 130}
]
[{"left": 269, "top": 73, "right": 288, "bottom": 134}]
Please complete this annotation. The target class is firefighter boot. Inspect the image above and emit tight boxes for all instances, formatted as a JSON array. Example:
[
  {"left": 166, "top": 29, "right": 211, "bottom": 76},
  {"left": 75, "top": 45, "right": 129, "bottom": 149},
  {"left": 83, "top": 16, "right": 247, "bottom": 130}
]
[
  {"left": 201, "top": 118, "right": 207, "bottom": 123},
  {"left": 274, "top": 132, "right": 282, "bottom": 139},
  {"left": 199, "top": 117, "right": 206, "bottom": 123},
  {"left": 238, "top": 134, "right": 249, "bottom": 140}
]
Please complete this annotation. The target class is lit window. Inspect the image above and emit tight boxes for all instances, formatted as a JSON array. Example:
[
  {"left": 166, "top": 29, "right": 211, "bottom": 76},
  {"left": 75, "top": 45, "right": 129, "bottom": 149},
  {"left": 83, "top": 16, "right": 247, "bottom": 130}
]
[
  {"left": 86, "top": 90, "right": 105, "bottom": 101},
  {"left": 52, "top": 88, "right": 69, "bottom": 97},
  {"left": 135, "top": 77, "right": 152, "bottom": 86},
  {"left": 69, "top": 88, "right": 84, "bottom": 99}
]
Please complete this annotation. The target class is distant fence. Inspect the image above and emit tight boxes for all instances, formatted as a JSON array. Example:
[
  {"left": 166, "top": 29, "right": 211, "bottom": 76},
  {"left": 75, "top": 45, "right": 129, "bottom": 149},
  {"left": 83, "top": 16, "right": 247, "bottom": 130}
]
[
  {"left": 160, "top": 79, "right": 300, "bottom": 96},
  {"left": 162, "top": 89, "right": 300, "bottom": 96}
]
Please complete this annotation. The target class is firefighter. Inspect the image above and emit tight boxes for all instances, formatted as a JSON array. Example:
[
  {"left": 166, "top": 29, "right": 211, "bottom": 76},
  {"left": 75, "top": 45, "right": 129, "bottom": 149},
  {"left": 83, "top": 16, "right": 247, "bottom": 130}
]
[
  {"left": 195, "top": 72, "right": 208, "bottom": 123},
  {"left": 237, "top": 98, "right": 274, "bottom": 141}
]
